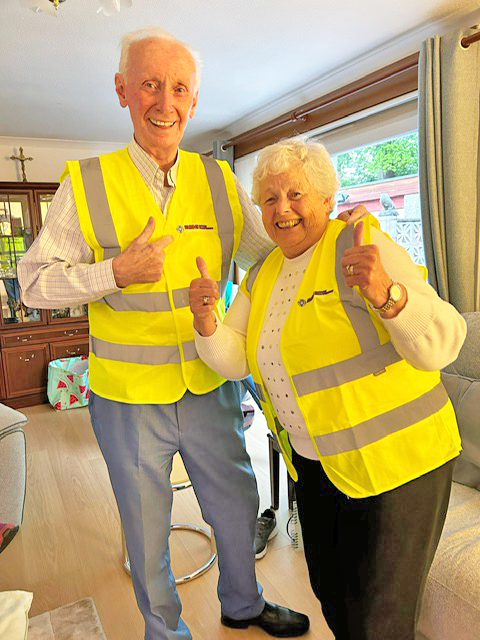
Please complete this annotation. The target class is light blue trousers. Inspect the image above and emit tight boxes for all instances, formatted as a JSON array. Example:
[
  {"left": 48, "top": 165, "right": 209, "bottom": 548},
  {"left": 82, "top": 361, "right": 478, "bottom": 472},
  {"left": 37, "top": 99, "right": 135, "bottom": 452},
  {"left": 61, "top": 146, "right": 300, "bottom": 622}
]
[{"left": 89, "top": 381, "right": 265, "bottom": 640}]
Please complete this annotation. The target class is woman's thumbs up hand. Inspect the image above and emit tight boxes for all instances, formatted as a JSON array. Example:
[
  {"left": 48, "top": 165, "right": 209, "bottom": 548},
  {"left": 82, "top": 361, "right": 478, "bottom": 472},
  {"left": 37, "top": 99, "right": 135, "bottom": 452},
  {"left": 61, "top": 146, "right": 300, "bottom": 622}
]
[
  {"left": 341, "top": 221, "right": 396, "bottom": 308},
  {"left": 189, "top": 257, "right": 219, "bottom": 336}
]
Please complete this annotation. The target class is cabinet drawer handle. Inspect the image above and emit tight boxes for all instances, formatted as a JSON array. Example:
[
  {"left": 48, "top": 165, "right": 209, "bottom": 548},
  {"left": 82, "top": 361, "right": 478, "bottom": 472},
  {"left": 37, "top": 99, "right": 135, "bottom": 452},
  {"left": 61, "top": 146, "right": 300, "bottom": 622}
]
[
  {"left": 20, "top": 354, "right": 35, "bottom": 362},
  {"left": 19, "top": 335, "right": 33, "bottom": 342},
  {"left": 64, "top": 330, "right": 78, "bottom": 336},
  {"left": 66, "top": 348, "right": 81, "bottom": 355}
]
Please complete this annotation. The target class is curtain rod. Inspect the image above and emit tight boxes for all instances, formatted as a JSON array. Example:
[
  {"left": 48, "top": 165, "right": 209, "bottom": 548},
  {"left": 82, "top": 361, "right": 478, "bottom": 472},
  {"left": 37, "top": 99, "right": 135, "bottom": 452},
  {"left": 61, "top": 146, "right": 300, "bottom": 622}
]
[
  {"left": 220, "top": 53, "right": 419, "bottom": 152},
  {"left": 216, "top": 32, "right": 478, "bottom": 155},
  {"left": 461, "top": 30, "right": 480, "bottom": 47}
]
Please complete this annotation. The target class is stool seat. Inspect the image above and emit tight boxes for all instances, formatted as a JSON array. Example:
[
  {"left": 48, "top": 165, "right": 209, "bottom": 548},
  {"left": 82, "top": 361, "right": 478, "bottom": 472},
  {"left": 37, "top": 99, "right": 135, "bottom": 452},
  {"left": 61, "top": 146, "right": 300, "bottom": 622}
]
[{"left": 122, "top": 452, "right": 217, "bottom": 584}]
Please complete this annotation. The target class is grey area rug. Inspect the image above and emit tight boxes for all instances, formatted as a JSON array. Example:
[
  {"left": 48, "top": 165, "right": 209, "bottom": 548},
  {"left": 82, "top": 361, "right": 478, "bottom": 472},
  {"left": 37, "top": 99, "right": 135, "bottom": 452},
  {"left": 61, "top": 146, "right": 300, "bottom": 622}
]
[{"left": 28, "top": 597, "right": 107, "bottom": 640}]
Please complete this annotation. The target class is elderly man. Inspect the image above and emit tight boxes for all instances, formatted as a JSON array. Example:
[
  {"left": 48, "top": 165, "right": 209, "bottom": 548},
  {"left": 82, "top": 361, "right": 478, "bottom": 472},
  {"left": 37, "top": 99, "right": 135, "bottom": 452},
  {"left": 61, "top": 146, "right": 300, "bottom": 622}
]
[{"left": 18, "top": 27, "right": 310, "bottom": 640}]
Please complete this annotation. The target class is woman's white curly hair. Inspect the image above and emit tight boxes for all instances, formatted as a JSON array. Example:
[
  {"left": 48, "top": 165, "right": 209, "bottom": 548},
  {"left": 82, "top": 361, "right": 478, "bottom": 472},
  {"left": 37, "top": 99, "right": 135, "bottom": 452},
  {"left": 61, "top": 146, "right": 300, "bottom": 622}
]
[{"left": 252, "top": 137, "right": 339, "bottom": 211}]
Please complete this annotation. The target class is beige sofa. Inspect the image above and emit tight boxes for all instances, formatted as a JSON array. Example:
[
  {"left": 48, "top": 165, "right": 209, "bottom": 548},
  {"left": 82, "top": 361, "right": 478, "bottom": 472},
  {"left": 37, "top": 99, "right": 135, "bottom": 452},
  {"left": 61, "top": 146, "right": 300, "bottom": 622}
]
[
  {"left": 417, "top": 312, "right": 480, "bottom": 640},
  {"left": 0, "top": 404, "right": 27, "bottom": 554}
]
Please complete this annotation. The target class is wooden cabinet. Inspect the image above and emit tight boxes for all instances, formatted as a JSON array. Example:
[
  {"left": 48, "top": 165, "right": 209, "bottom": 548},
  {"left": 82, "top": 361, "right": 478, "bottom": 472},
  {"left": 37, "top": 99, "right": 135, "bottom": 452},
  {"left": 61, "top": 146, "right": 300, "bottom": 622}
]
[
  {"left": 50, "top": 339, "right": 89, "bottom": 360},
  {"left": 0, "top": 352, "right": 5, "bottom": 400},
  {"left": 3, "top": 344, "right": 50, "bottom": 398},
  {"left": 0, "top": 182, "right": 89, "bottom": 408},
  {"left": 1, "top": 325, "right": 89, "bottom": 348}
]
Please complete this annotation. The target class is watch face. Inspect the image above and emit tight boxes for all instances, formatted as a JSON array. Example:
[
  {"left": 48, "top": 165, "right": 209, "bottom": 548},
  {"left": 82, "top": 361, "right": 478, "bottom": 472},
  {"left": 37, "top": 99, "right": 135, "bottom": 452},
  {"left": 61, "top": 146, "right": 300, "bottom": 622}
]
[{"left": 390, "top": 283, "right": 402, "bottom": 302}]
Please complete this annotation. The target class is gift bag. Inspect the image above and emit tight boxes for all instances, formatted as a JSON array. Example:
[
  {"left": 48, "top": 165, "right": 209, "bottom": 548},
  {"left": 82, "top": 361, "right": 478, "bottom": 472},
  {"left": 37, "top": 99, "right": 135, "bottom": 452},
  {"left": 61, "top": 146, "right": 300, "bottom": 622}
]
[{"left": 47, "top": 355, "right": 89, "bottom": 411}]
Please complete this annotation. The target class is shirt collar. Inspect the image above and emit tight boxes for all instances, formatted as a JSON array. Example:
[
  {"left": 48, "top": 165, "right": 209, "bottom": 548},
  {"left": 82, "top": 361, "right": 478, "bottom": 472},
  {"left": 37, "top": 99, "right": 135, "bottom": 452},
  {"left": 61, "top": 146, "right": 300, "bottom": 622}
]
[{"left": 127, "top": 137, "right": 179, "bottom": 188}]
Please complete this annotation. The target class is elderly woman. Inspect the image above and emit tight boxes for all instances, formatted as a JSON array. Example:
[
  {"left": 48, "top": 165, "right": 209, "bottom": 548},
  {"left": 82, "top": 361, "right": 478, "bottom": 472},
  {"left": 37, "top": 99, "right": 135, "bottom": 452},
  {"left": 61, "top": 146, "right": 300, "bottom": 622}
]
[{"left": 189, "top": 137, "right": 466, "bottom": 640}]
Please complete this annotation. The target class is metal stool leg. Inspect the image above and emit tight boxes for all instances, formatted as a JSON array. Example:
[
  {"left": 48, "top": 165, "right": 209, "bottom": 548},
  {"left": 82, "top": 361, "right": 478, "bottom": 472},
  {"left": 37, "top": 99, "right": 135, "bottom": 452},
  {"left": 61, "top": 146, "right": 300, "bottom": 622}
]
[
  {"left": 287, "top": 474, "right": 295, "bottom": 512},
  {"left": 122, "top": 454, "right": 217, "bottom": 584},
  {"left": 120, "top": 453, "right": 217, "bottom": 583},
  {"left": 268, "top": 433, "right": 280, "bottom": 510},
  {"left": 121, "top": 524, "right": 216, "bottom": 584},
  {"left": 121, "top": 526, "right": 130, "bottom": 575},
  {"left": 170, "top": 524, "right": 217, "bottom": 584},
  {"left": 268, "top": 432, "right": 296, "bottom": 512}
]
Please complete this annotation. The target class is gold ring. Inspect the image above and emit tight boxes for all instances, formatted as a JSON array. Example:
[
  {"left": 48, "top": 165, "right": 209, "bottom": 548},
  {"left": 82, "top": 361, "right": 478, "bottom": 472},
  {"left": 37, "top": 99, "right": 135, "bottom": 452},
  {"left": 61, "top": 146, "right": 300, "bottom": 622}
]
[
  {"left": 202, "top": 296, "right": 209, "bottom": 305},
  {"left": 346, "top": 264, "right": 354, "bottom": 276}
]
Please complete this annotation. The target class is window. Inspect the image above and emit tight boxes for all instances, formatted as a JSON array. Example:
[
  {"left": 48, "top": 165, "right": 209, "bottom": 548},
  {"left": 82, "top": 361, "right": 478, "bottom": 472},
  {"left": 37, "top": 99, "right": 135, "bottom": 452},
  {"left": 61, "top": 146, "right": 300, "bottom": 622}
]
[
  {"left": 331, "top": 131, "right": 425, "bottom": 266},
  {"left": 234, "top": 94, "right": 425, "bottom": 265}
]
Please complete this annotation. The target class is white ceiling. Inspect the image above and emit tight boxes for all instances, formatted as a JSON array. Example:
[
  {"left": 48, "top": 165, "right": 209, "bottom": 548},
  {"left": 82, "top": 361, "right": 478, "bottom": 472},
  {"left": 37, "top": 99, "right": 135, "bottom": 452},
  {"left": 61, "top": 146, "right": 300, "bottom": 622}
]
[{"left": 1, "top": 0, "right": 479, "bottom": 153}]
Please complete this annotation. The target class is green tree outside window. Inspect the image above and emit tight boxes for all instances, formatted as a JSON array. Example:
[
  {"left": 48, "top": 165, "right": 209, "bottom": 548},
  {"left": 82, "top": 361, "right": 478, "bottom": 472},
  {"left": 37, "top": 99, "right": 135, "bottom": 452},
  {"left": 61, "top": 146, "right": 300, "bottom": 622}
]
[{"left": 336, "top": 133, "right": 419, "bottom": 188}]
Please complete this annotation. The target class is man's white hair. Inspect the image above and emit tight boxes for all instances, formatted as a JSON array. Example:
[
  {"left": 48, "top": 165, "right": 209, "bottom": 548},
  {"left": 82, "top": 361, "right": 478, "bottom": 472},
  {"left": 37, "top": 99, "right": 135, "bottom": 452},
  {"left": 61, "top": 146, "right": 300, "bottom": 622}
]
[
  {"left": 118, "top": 27, "right": 202, "bottom": 91},
  {"left": 252, "top": 136, "right": 339, "bottom": 212}
]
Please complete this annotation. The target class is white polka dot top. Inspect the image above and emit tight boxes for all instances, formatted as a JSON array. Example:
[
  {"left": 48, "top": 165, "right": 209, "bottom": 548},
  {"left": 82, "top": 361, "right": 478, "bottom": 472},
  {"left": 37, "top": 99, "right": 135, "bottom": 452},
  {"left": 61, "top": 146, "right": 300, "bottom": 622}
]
[{"left": 257, "top": 243, "right": 318, "bottom": 459}]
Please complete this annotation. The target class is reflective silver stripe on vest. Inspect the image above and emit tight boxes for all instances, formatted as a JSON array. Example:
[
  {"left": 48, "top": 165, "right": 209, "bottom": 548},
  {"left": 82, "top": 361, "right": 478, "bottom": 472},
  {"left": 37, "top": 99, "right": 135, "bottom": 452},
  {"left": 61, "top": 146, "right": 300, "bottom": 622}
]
[
  {"left": 293, "top": 342, "right": 402, "bottom": 395},
  {"left": 103, "top": 247, "right": 120, "bottom": 260},
  {"left": 96, "top": 291, "right": 171, "bottom": 312},
  {"left": 335, "top": 225, "right": 382, "bottom": 353},
  {"left": 173, "top": 287, "right": 191, "bottom": 309},
  {"left": 199, "top": 155, "right": 235, "bottom": 293},
  {"left": 97, "top": 283, "right": 226, "bottom": 312},
  {"left": 91, "top": 336, "right": 200, "bottom": 364},
  {"left": 246, "top": 258, "right": 268, "bottom": 295},
  {"left": 255, "top": 382, "right": 266, "bottom": 402},
  {"left": 314, "top": 382, "right": 449, "bottom": 456},
  {"left": 182, "top": 341, "right": 199, "bottom": 362},
  {"left": 172, "top": 283, "right": 223, "bottom": 309},
  {"left": 79, "top": 157, "right": 121, "bottom": 252},
  {"left": 91, "top": 336, "right": 181, "bottom": 365}
]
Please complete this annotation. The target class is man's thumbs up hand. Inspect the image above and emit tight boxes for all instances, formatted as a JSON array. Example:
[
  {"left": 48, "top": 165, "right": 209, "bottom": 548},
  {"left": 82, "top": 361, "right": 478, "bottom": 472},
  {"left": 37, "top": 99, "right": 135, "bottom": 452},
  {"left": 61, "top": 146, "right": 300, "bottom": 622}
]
[
  {"left": 112, "top": 216, "right": 174, "bottom": 288},
  {"left": 189, "top": 257, "right": 220, "bottom": 336},
  {"left": 133, "top": 216, "right": 156, "bottom": 245}
]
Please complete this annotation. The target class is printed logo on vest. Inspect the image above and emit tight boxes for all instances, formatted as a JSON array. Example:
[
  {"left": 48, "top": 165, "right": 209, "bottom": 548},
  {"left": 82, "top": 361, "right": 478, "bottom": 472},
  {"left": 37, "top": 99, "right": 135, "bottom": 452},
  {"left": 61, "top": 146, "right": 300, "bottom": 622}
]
[
  {"left": 183, "top": 224, "right": 214, "bottom": 230},
  {"left": 297, "top": 289, "right": 334, "bottom": 307}
]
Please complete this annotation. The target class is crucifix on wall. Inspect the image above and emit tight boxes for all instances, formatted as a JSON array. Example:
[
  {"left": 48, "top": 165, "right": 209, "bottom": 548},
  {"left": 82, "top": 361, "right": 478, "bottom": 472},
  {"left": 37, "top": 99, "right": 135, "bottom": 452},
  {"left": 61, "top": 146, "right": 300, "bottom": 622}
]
[{"left": 10, "top": 147, "right": 33, "bottom": 182}]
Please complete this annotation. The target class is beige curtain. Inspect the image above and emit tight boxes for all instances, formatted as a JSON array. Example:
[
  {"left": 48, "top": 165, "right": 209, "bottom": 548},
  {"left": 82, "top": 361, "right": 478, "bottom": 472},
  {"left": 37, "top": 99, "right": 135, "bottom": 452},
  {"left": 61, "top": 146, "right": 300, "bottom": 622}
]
[{"left": 419, "top": 27, "right": 480, "bottom": 312}]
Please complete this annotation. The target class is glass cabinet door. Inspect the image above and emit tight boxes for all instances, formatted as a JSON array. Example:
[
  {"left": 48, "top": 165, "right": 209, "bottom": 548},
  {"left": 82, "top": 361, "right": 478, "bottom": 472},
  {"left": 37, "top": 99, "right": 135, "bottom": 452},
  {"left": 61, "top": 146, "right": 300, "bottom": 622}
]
[
  {"left": 38, "top": 192, "right": 53, "bottom": 225},
  {"left": 0, "top": 192, "right": 42, "bottom": 325},
  {"left": 49, "top": 304, "right": 88, "bottom": 322},
  {"left": 36, "top": 189, "right": 88, "bottom": 323}
]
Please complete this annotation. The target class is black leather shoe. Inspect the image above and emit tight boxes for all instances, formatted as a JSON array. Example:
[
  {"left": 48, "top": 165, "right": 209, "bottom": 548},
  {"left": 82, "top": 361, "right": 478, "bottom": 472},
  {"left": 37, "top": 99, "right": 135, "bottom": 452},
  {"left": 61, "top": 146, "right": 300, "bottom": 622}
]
[{"left": 221, "top": 601, "right": 310, "bottom": 637}]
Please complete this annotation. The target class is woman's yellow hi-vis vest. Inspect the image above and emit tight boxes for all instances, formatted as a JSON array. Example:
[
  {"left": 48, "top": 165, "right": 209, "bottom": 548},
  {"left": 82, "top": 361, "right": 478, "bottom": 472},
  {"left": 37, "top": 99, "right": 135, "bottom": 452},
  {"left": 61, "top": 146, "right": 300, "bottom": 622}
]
[
  {"left": 62, "top": 148, "right": 243, "bottom": 404},
  {"left": 241, "top": 217, "right": 461, "bottom": 498}
]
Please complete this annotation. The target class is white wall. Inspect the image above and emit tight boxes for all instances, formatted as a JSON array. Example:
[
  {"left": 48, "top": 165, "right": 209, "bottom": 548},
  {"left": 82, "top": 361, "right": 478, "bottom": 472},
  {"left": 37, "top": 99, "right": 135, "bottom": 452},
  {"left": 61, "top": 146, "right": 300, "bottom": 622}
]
[{"left": 0, "top": 137, "right": 128, "bottom": 183}]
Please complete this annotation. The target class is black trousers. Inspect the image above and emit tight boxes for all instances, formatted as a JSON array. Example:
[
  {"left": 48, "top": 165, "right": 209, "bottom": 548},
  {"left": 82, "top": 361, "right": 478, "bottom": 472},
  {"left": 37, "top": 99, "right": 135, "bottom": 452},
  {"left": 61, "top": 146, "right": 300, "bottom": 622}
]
[{"left": 292, "top": 449, "right": 455, "bottom": 640}]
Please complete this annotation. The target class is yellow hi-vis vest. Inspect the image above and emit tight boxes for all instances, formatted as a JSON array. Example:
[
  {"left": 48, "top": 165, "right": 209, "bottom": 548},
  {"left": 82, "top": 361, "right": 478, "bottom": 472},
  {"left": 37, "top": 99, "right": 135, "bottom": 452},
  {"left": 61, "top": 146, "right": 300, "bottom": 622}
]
[
  {"left": 241, "top": 217, "right": 461, "bottom": 498},
  {"left": 62, "top": 147, "right": 243, "bottom": 404}
]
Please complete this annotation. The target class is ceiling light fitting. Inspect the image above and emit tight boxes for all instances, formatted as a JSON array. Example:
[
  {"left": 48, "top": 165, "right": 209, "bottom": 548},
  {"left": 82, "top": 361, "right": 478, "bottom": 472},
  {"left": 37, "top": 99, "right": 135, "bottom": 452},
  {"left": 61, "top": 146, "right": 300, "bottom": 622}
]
[
  {"left": 96, "top": 0, "right": 133, "bottom": 17},
  {"left": 20, "top": 0, "right": 132, "bottom": 17}
]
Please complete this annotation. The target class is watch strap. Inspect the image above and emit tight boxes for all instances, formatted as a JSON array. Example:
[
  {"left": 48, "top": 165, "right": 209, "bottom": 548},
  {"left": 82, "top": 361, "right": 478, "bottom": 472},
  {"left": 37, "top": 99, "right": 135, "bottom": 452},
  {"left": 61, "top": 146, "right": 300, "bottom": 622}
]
[{"left": 371, "top": 281, "right": 401, "bottom": 313}]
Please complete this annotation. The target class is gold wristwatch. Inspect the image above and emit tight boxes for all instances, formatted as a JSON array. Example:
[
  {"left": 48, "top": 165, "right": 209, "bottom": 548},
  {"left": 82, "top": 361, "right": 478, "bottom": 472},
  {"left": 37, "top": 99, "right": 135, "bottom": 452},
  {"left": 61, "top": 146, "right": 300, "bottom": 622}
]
[{"left": 371, "top": 281, "right": 403, "bottom": 313}]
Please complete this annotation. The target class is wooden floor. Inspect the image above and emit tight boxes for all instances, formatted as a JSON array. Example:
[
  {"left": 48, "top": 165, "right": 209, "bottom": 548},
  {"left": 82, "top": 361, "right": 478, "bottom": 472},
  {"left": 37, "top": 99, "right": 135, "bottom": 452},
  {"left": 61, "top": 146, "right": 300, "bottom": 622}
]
[{"left": 0, "top": 401, "right": 334, "bottom": 640}]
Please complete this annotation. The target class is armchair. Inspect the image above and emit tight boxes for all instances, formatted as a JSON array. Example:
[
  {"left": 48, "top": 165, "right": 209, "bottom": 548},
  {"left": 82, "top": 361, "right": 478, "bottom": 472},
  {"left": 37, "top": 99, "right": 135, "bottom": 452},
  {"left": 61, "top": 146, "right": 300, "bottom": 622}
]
[
  {"left": 0, "top": 404, "right": 27, "bottom": 553},
  {"left": 417, "top": 312, "right": 480, "bottom": 640}
]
